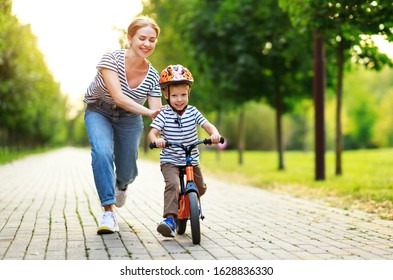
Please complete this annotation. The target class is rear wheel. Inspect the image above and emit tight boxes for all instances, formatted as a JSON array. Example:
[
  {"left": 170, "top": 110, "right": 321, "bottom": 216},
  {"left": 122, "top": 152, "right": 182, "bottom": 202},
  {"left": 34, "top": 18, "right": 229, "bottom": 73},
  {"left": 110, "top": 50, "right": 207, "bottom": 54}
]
[
  {"left": 177, "top": 219, "right": 187, "bottom": 234},
  {"left": 177, "top": 194, "right": 187, "bottom": 234},
  {"left": 188, "top": 192, "right": 201, "bottom": 244}
]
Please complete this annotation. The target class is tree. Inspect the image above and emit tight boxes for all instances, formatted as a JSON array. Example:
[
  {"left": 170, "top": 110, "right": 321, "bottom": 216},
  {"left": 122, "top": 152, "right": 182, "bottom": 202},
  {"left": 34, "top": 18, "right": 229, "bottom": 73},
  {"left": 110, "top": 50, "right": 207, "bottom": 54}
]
[
  {"left": 255, "top": 0, "right": 313, "bottom": 170},
  {"left": 279, "top": 0, "right": 330, "bottom": 180},
  {"left": 280, "top": 0, "right": 393, "bottom": 179},
  {"left": 0, "top": 0, "right": 68, "bottom": 149},
  {"left": 326, "top": 1, "right": 393, "bottom": 175},
  {"left": 185, "top": 0, "right": 314, "bottom": 168}
]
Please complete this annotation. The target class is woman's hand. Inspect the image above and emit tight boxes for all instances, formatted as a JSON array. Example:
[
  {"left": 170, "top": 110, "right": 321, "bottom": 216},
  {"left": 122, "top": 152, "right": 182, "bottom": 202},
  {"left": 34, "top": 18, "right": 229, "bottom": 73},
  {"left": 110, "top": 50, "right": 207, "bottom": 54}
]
[
  {"left": 149, "top": 108, "right": 161, "bottom": 119},
  {"left": 149, "top": 105, "right": 167, "bottom": 119}
]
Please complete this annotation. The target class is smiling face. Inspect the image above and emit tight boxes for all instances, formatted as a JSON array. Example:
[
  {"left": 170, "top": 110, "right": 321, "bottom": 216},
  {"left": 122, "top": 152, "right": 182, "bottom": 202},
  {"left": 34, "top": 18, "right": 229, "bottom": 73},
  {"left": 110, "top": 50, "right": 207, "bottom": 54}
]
[
  {"left": 163, "top": 83, "right": 191, "bottom": 111},
  {"left": 128, "top": 26, "right": 157, "bottom": 58}
]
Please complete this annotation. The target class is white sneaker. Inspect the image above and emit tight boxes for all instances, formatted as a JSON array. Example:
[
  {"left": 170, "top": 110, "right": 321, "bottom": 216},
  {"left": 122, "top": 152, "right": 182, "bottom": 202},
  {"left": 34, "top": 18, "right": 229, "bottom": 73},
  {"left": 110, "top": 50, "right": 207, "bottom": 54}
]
[
  {"left": 97, "top": 211, "right": 119, "bottom": 234},
  {"left": 115, "top": 188, "right": 127, "bottom": 208}
]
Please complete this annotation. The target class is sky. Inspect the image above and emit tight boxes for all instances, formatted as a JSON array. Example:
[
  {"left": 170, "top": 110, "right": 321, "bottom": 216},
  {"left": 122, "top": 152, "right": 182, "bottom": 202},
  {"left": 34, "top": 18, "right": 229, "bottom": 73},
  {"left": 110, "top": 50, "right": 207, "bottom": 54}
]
[
  {"left": 372, "top": 35, "right": 393, "bottom": 58},
  {"left": 12, "top": 0, "right": 143, "bottom": 110}
]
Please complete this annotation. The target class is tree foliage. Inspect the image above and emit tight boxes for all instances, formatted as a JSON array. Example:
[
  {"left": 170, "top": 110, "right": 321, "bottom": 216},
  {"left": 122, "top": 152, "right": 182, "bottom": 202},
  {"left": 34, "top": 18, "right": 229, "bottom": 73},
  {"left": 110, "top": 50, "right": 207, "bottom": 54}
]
[{"left": 0, "top": 0, "right": 68, "bottom": 149}]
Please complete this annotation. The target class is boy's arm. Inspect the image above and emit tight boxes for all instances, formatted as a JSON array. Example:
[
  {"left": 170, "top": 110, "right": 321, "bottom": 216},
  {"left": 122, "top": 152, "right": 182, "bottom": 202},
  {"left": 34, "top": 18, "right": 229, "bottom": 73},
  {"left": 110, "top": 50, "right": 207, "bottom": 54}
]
[
  {"left": 148, "top": 128, "right": 166, "bottom": 148},
  {"left": 202, "top": 121, "right": 222, "bottom": 144}
]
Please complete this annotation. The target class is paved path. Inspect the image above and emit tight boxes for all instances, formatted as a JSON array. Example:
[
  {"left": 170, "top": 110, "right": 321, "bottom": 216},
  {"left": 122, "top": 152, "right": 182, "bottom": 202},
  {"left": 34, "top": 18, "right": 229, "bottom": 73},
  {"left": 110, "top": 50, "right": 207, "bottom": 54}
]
[{"left": 0, "top": 147, "right": 392, "bottom": 260}]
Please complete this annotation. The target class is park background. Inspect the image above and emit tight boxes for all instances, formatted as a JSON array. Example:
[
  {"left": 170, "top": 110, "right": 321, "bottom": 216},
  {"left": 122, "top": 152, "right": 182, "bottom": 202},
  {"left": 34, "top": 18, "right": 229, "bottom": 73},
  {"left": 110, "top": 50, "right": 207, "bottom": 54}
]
[{"left": 1, "top": 0, "right": 393, "bottom": 219}]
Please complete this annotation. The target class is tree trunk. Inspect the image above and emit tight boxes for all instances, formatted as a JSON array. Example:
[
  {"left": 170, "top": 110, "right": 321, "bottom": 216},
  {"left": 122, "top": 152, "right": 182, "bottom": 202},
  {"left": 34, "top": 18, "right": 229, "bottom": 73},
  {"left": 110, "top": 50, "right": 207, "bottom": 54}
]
[
  {"left": 237, "top": 108, "right": 245, "bottom": 165},
  {"left": 313, "top": 29, "right": 326, "bottom": 181},
  {"left": 275, "top": 92, "right": 285, "bottom": 170},
  {"left": 335, "top": 41, "right": 344, "bottom": 176}
]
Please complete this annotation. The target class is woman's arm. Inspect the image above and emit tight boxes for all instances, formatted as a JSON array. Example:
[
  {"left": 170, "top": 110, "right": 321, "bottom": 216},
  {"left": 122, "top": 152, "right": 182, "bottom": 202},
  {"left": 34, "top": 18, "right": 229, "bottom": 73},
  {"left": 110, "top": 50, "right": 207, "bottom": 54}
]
[
  {"left": 147, "top": 95, "right": 163, "bottom": 111},
  {"left": 102, "top": 69, "right": 160, "bottom": 118}
]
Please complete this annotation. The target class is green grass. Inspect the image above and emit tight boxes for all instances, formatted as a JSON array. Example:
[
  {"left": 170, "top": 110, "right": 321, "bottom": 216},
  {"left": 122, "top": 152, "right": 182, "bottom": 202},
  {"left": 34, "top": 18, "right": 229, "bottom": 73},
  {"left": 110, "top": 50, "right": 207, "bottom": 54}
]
[
  {"left": 141, "top": 148, "right": 393, "bottom": 219},
  {"left": 0, "top": 147, "right": 53, "bottom": 165}
]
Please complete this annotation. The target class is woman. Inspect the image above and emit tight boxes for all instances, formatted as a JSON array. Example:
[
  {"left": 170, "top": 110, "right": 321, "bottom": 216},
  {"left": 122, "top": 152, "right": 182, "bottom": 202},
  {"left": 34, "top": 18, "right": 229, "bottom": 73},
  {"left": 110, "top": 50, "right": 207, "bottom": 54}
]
[{"left": 84, "top": 16, "right": 162, "bottom": 234}]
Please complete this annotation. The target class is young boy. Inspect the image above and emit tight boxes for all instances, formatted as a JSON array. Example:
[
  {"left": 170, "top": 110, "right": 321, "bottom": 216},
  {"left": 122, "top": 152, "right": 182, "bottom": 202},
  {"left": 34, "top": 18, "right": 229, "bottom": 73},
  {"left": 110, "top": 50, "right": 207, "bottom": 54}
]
[{"left": 148, "top": 64, "right": 222, "bottom": 237}]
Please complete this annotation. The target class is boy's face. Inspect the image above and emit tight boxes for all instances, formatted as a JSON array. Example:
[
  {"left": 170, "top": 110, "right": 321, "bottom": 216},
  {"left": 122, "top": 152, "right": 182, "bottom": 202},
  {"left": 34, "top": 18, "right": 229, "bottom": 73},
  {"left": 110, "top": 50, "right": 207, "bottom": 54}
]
[{"left": 164, "top": 84, "right": 190, "bottom": 111}]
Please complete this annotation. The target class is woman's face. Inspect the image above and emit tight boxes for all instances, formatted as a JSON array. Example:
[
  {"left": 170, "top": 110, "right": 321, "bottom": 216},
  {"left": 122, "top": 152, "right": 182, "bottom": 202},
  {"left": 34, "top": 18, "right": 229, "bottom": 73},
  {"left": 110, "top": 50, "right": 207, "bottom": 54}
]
[{"left": 129, "top": 26, "right": 157, "bottom": 58}]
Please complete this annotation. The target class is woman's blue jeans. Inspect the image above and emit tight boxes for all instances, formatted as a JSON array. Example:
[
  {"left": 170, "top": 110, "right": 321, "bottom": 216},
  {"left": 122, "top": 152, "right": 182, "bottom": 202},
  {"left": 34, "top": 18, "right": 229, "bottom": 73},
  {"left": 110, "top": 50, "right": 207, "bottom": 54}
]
[{"left": 84, "top": 104, "right": 143, "bottom": 207}]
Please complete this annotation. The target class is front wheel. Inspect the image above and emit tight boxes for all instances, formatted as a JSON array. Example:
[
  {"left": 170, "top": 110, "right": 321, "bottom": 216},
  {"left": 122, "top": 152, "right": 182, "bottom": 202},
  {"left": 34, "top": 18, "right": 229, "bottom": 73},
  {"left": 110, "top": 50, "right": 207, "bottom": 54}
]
[{"left": 188, "top": 191, "right": 201, "bottom": 244}]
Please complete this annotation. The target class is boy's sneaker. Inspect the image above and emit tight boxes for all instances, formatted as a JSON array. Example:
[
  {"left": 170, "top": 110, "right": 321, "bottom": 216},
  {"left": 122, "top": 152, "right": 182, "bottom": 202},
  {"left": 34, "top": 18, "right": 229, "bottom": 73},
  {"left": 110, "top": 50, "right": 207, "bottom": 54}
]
[
  {"left": 157, "top": 217, "right": 176, "bottom": 237},
  {"left": 115, "top": 187, "right": 127, "bottom": 208},
  {"left": 97, "top": 211, "right": 119, "bottom": 234}
]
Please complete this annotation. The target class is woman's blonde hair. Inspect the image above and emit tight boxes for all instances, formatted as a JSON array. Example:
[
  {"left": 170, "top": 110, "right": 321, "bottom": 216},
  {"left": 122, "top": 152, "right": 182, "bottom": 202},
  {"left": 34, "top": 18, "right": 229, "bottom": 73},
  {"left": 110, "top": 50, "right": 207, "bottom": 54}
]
[{"left": 127, "top": 15, "right": 160, "bottom": 38}]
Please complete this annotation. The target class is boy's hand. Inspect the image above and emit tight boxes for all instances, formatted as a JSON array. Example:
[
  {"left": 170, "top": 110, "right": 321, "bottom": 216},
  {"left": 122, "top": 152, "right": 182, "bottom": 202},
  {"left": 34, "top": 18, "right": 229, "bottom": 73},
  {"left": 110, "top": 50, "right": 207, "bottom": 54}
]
[
  {"left": 210, "top": 133, "right": 222, "bottom": 144},
  {"left": 154, "top": 138, "right": 166, "bottom": 148}
]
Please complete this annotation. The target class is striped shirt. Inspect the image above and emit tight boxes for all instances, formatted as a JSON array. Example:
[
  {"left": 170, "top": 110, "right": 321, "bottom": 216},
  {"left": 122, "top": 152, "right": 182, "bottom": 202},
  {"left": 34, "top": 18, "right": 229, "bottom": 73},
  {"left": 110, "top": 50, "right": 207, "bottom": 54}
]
[
  {"left": 150, "top": 106, "right": 208, "bottom": 165},
  {"left": 84, "top": 49, "right": 161, "bottom": 106}
]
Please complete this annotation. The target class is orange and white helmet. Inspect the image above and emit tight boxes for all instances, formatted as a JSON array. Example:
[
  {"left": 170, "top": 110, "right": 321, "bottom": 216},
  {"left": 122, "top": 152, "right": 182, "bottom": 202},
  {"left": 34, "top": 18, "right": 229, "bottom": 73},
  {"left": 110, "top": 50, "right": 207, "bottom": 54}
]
[{"left": 159, "top": 64, "right": 194, "bottom": 89}]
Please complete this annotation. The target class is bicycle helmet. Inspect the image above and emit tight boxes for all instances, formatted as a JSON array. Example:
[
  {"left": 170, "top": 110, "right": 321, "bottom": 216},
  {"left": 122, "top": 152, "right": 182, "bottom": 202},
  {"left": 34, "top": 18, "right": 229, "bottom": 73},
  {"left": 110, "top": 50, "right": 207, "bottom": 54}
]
[{"left": 159, "top": 64, "right": 194, "bottom": 89}]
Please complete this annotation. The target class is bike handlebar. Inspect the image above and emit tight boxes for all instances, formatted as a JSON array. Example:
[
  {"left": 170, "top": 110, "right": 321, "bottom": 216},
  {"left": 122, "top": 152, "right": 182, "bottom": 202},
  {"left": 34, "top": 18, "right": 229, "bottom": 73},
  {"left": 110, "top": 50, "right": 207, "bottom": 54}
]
[{"left": 149, "top": 137, "right": 225, "bottom": 150}]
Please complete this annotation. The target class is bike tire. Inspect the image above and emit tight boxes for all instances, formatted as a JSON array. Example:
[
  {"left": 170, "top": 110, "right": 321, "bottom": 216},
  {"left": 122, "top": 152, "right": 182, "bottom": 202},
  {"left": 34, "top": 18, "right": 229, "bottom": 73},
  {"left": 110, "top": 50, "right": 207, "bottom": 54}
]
[
  {"left": 177, "top": 219, "right": 187, "bottom": 234},
  {"left": 188, "top": 191, "right": 201, "bottom": 244}
]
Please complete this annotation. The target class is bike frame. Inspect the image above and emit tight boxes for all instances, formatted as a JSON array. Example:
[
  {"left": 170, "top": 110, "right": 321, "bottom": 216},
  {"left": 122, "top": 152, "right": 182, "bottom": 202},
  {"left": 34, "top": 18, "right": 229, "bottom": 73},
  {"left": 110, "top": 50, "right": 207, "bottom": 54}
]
[
  {"left": 174, "top": 140, "right": 205, "bottom": 221},
  {"left": 178, "top": 161, "right": 203, "bottom": 221},
  {"left": 150, "top": 137, "right": 224, "bottom": 244}
]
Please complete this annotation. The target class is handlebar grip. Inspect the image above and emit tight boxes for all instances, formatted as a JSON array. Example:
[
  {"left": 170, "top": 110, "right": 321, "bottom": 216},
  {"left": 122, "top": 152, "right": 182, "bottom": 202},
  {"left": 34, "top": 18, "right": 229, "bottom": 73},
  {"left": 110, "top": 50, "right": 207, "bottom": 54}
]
[
  {"left": 204, "top": 137, "right": 225, "bottom": 145},
  {"left": 149, "top": 141, "right": 170, "bottom": 149}
]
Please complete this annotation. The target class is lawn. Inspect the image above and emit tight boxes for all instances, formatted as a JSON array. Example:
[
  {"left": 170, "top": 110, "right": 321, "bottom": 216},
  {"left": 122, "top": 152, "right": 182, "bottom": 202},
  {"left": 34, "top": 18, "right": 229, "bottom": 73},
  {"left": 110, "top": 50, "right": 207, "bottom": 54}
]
[
  {"left": 141, "top": 148, "right": 393, "bottom": 220},
  {"left": 0, "top": 147, "right": 52, "bottom": 165}
]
